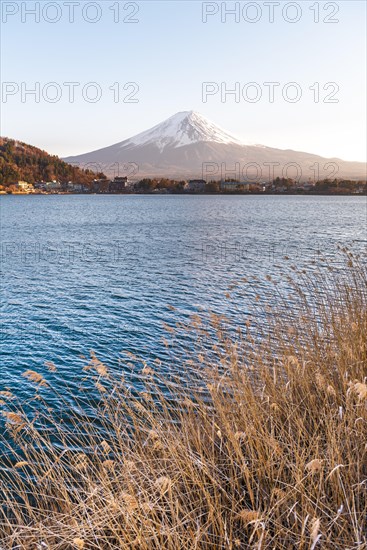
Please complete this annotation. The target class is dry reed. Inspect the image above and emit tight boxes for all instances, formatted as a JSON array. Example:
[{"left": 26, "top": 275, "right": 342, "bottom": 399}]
[{"left": 0, "top": 249, "right": 366, "bottom": 549}]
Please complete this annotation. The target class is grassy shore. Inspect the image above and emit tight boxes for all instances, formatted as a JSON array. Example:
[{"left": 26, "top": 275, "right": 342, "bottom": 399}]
[{"left": 1, "top": 250, "right": 366, "bottom": 549}]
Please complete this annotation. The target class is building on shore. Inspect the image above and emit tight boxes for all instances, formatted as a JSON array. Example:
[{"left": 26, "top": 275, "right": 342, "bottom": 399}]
[
  {"left": 184, "top": 179, "right": 206, "bottom": 192},
  {"left": 91, "top": 179, "right": 110, "bottom": 193},
  {"left": 109, "top": 177, "right": 128, "bottom": 193},
  {"left": 67, "top": 182, "right": 85, "bottom": 193},
  {"left": 220, "top": 181, "right": 251, "bottom": 192},
  {"left": 45, "top": 181, "right": 61, "bottom": 191},
  {"left": 16, "top": 181, "right": 34, "bottom": 193}
]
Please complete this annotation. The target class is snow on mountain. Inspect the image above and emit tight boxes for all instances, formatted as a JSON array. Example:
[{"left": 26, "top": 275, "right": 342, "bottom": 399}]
[{"left": 120, "top": 111, "right": 245, "bottom": 151}]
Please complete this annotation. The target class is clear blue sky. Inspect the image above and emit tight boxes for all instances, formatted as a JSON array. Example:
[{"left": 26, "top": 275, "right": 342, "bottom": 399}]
[{"left": 1, "top": 0, "right": 366, "bottom": 161}]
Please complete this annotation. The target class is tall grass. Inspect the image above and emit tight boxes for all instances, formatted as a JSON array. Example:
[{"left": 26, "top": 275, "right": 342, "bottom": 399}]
[{"left": 0, "top": 251, "right": 366, "bottom": 549}]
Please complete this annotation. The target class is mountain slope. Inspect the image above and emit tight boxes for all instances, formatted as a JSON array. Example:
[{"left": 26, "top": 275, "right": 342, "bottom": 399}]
[
  {"left": 64, "top": 111, "right": 366, "bottom": 180},
  {"left": 0, "top": 138, "right": 105, "bottom": 186}
]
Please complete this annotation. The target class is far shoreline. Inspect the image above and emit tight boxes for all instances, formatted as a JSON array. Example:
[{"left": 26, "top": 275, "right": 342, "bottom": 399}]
[{"left": 1, "top": 192, "right": 366, "bottom": 197}]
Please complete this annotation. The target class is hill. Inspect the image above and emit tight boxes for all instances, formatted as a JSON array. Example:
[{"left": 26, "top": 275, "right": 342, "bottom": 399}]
[{"left": 0, "top": 137, "right": 104, "bottom": 187}]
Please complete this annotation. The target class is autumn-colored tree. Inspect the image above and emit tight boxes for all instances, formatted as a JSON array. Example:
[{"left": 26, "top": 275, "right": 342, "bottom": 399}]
[{"left": 0, "top": 138, "right": 105, "bottom": 188}]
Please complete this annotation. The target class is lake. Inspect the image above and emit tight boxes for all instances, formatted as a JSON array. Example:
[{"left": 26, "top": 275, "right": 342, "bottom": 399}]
[{"left": 1, "top": 194, "right": 366, "bottom": 405}]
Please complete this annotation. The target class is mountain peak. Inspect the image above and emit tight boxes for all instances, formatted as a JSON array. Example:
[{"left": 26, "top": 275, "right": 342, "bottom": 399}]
[{"left": 122, "top": 111, "right": 244, "bottom": 151}]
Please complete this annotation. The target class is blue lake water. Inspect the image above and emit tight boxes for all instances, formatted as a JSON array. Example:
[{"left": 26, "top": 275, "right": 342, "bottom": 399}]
[{"left": 0, "top": 194, "right": 366, "bottom": 405}]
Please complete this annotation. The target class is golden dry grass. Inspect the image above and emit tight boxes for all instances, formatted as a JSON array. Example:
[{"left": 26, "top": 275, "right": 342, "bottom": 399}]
[{"left": 0, "top": 250, "right": 366, "bottom": 549}]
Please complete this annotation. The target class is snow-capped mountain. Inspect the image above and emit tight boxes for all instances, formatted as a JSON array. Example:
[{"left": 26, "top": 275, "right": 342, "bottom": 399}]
[
  {"left": 64, "top": 111, "right": 366, "bottom": 180},
  {"left": 123, "top": 111, "right": 244, "bottom": 151}
]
